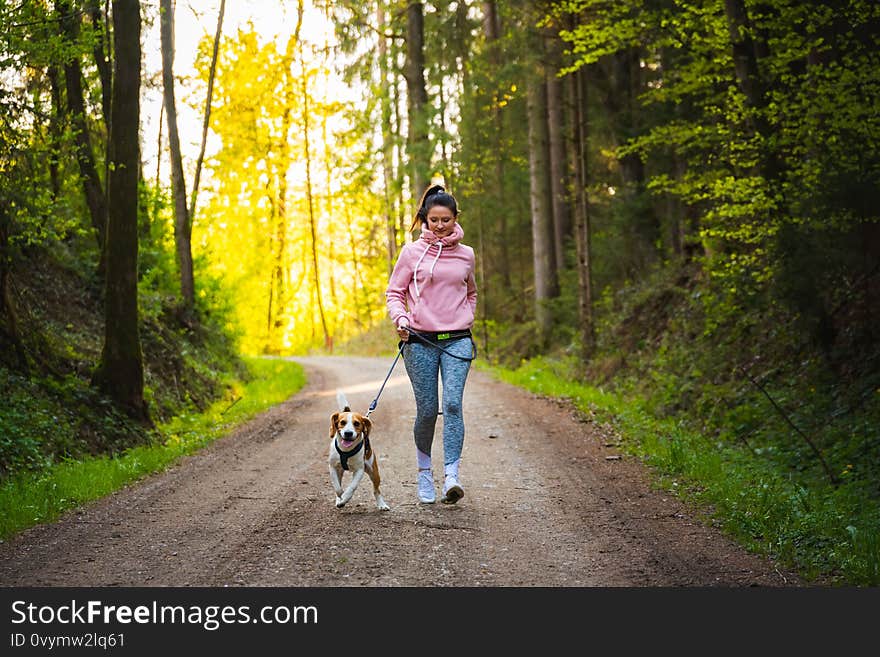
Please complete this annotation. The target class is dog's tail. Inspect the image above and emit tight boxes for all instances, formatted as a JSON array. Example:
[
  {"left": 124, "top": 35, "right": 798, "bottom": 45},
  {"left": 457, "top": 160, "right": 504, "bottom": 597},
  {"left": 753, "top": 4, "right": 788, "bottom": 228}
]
[{"left": 336, "top": 390, "right": 351, "bottom": 411}]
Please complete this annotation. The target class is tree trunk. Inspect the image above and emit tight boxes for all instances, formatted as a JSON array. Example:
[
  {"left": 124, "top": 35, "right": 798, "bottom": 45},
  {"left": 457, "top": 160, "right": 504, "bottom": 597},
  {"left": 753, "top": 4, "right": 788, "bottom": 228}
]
[
  {"left": 85, "top": 0, "right": 112, "bottom": 123},
  {"left": 482, "top": 0, "right": 512, "bottom": 296},
  {"left": 264, "top": 32, "right": 297, "bottom": 354},
  {"left": 56, "top": 0, "right": 107, "bottom": 254},
  {"left": 265, "top": 184, "right": 275, "bottom": 353},
  {"left": 378, "top": 3, "right": 398, "bottom": 270},
  {"left": 189, "top": 0, "right": 225, "bottom": 221},
  {"left": 404, "top": 1, "right": 430, "bottom": 204},
  {"left": 47, "top": 64, "right": 63, "bottom": 200},
  {"left": 93, "top": 0, "right": 148, "bottom": 424},
  {"left": 527, "top": 61, "right": 558, "bottom": 344},
  {"left": 611, "top": 47, "right": 658, "bottom": 272},
  {"left": 723, "top": 0, "right": 777, "bottom": 179},
  {"left": 438, "top": 72, "right": 450, "bottom": 180},
  {"left": 567, "top": 66, "right": 595, "bottom": 359},
  {"left": 0, "top": 210, "right": 29, "bottom": 371},
  {"left": 296, "top": 0, "right": 330, "bottom": 350},
  {"left": 724, "top": 0, "right": 765, "bottom": 116},
  {"left": 546, "top": 33, "right": 571, "bottom": 273},
  {"left": 482, "top": 1, "right": 500, "bottom": 40},
  {"left": 152, "top": 101, "right": 164, "bottom": 227},
  {"left": 392, "top": 62, "right": 408, "bottom": 243},
  {"left": 343, "top": 203, "right": 367, "bottom": 328},
  {"left": 160, "top": 0, "right": 195, "bottom": 317}
]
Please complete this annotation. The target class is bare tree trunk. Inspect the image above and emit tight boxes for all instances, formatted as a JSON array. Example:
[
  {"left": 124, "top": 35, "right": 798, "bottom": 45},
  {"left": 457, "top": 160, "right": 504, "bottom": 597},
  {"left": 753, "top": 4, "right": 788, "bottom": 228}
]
[
  {"left": 378, "top": 3, "right": 398, "bottom": 270},
  {"left": 546, "top": 32, "right": 571, "bottom": 273},
  {"left": 189, "top": 0, "right": 225, "bottom": 221},
  {"left": 264, "top": 32, "right": 297, "bottom": 354},
  {"left": 482, "top": 0, "right": 511, "bottom": 295},
  {"left": 343, "top": 204, "right": 366, "bottom": 328},
  {"left": 609, "top": 47, "right": 658, "bottom": 272},
  {"left": 392, "top": 54, "right": 408, "bottom": 242},
  {"left": 265, "top": 184, "right": 275, "bottom": 353},
  {"left": 482, "top": 0, "right": 500, "bottom": 39},
  {"left": 321, "top": 75, "right": 338, "bottom": 343},
  {"left": 404, "top": 1, "right": 430, "bottom": 204},
  {"left": 47, "top": 64, "right": 63, "bottom": 200},
  {"left": 0, "top": 210, "right": 28, "bottom": 371},
  {"left": 527, "top": 62, "right": 558, "bottom": 344},
  {"left": 724, "top": 0, "right": 778, "bottom": 179},
  {"left": 296, "top": 0, "right": 330, "bottom": 350},
  {"left": 85, "top": 0, "right": 112, "bottom": 236},
  {"left": 93, "top": 0, "right": 148, "bottom": 424},
  {"left": 269, "top": 132, "right": 289, "bottom": 353},
  {"left": 724, "top": 0, "right": 766, "bottom": 117},
  {"left": 152, "top": 101, "right": 165, "bottom": 230},
  {"left": 567, "top": 66, "right": 594, "bottom": 358},
  {"left": 56, "top": 0, "right": 107, "bottom": 254},
  {"left": 266, "top": 177, "right": 285, "bottom": 354},
  {"left": 85, "top": 0, "right": 112, "bottom": 123},
  {"left": 160, "top": 0, "right": 195, "bottom": 317}
]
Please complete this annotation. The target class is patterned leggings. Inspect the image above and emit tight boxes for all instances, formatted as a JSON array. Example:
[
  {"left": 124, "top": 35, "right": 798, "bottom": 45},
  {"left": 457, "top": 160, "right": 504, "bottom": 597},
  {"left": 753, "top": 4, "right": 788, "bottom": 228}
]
[{"left": 402, "top": 336, "right": 473, "bottom": 466}]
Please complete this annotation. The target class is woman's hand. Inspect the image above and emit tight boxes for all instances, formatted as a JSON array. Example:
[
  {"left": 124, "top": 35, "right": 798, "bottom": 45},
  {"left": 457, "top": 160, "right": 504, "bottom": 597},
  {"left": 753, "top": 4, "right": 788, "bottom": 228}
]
[{"left": 396, "top": 320, "right": 410, "bottom": 342}]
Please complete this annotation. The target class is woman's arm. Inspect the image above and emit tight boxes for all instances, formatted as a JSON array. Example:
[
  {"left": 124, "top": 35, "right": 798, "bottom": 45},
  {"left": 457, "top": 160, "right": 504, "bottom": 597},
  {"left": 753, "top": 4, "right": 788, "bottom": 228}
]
[
  {"left": 466, "top": 248, "right": 477, "bottom": 315},
  {"left": 385, "top": 246, "right": 414, "bottom": 328}
]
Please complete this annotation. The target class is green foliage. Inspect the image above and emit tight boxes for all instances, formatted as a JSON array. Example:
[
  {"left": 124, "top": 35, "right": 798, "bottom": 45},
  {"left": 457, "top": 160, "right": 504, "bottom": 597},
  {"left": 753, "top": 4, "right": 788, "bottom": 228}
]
[
  {"left": 0, "top": 372, "right": 57, "bottom": 474},
  {"left": 0, "top": 367, "right": 153, "bottom": 478},
  {"left": 494, "top": 356, "right": 880, "bottom": 585},
  {"left": 0, "top": 357, "right": 305, "bottom": 540}
]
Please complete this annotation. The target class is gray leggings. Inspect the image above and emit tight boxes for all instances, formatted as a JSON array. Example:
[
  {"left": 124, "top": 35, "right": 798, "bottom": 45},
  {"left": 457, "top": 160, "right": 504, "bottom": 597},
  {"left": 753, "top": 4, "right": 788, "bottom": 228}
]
[{"left": 402, "top": 336, "right": 473, "bottom": 466}]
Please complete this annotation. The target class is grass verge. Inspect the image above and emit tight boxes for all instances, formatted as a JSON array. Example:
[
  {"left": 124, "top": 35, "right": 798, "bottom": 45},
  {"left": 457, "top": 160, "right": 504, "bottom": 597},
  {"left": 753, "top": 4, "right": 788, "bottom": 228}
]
[
  {"left": 0, "top": 357, "right": 305, "bottom": 541},
  {"left": 490, "top": 357, "right": 880, "bottom": 586}
]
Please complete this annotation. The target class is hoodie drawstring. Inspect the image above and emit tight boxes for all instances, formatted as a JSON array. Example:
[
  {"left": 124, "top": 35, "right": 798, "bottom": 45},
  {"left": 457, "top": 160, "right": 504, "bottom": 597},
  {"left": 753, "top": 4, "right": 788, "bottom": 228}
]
[
  {"left": 429, "top": 243, "right": 443, "bottom": 278},
  {"left": 413, "top": 242, "right": 443, "bottom": 299}
]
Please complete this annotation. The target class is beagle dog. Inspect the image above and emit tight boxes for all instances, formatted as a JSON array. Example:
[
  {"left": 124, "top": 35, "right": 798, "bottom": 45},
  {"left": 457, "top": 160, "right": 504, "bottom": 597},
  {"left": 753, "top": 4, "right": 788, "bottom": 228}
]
[{"left": 328, "top": 391, "right": 390, "bottom": 510}]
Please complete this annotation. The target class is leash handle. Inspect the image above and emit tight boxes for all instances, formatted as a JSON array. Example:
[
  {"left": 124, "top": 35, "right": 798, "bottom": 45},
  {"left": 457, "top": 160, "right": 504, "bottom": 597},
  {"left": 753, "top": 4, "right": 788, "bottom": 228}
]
[{"left": 407, "top": 329, "right": 477, "bottom": 361}]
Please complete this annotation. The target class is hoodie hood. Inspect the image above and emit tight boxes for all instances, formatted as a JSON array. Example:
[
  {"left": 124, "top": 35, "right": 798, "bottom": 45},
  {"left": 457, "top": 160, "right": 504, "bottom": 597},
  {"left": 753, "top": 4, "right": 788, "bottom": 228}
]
[
  {"left": 412, "top": 222, "right": 464, "bottom": 298},
  {"left": 418, "top": 221, "right": 464, "bottom": 247}
]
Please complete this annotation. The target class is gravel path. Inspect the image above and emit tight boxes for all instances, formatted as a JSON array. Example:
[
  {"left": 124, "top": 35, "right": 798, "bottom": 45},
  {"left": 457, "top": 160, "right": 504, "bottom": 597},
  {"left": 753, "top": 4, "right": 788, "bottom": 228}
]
[{"left": 0, "top": 356, "right": 799, "bottom": 587}]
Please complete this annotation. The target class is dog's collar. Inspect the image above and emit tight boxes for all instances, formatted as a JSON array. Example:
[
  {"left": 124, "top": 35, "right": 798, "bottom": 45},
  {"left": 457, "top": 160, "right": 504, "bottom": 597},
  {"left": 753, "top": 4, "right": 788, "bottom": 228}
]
[{"left": 336, "top": 436, "right": 368, "bottom": 471}]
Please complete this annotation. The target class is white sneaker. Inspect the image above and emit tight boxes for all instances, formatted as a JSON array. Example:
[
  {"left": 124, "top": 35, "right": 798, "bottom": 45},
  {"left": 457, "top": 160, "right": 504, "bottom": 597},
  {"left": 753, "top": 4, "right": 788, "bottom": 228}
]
[
  {"left": 440, "top": 475, "right": 464, "bottom": 505},
  {"left": 418, "top": 468, "right": 435, "bottom": 504}
]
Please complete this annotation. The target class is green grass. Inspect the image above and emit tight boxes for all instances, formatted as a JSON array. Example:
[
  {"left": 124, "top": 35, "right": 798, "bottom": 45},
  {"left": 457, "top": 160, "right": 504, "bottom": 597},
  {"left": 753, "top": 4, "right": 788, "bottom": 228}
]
[
  {"left": 490, "top": 356, "right": 880, "bottom": 586},
  {"left": 0, "top": 356, "right": 305, "bottom": 541}
]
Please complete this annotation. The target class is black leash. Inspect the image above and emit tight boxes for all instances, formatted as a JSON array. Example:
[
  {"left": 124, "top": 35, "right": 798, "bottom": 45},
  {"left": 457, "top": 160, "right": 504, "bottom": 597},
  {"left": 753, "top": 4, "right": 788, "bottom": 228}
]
[
  {"left": 365, "top": 330, "right": 476, "bottom": 418},
  {"left": 366, "top": 341, "right": 405, "bottom": 418}
]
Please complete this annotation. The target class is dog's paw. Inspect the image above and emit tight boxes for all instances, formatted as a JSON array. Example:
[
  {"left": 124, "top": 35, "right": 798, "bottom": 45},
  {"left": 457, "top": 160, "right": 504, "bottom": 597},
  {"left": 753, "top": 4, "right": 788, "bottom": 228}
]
[
  {"left": 377, "top": 502, "right": 391, "bottom": 511},
  {"left": 335, "top": 496, "right": 345, "bottom": 508}
]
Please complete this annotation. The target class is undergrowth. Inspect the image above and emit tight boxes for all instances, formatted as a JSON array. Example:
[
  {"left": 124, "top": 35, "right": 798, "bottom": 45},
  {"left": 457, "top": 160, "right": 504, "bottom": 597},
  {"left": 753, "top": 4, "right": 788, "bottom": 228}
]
[
  {"left": 490, "top": 354, "right": 879, "bottom": 586},
  {"left": 0, "top": 357, "right": 305, "bottom": 540}
]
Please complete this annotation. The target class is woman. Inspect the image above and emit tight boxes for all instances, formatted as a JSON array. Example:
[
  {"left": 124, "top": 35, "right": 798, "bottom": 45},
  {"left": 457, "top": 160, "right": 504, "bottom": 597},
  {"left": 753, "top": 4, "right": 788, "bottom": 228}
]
[{"left": 385, "top": 184, "right": 477, "bottom": 504}]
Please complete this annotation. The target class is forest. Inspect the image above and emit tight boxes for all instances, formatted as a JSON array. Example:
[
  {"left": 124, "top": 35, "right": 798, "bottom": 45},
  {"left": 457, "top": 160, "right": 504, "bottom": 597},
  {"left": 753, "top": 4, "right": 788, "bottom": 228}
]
[{"left": 1, "top": 0, "right": 878, "bottom": 584}]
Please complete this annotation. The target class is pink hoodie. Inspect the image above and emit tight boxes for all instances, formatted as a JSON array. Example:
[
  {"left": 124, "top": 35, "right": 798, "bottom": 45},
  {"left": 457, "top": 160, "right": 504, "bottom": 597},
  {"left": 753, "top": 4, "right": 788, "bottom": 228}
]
[{"left": 385, "top": 222, "right": 477, "bottom": 332}]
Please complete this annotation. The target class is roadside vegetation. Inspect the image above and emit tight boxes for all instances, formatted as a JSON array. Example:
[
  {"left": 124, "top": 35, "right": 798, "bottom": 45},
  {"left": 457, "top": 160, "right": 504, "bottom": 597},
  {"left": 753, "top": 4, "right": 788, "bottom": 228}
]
[
  {"left": 0, "top": 355, "right": 304, "bottom": 540},
  {"left": 494, "top": 356, "right": 879, "bottom": 586}
]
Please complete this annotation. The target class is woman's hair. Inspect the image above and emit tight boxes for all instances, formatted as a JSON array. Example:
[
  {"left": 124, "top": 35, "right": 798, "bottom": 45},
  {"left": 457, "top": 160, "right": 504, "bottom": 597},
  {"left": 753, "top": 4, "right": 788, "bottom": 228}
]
[{"left": 411, "top": 184, "right": 459, "bottom": 230}]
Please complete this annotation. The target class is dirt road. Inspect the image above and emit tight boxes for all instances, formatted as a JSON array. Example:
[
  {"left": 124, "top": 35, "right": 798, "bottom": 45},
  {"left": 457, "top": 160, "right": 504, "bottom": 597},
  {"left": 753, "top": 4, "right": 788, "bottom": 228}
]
[{"left": 0, "top": 356, "right": 799, "bottom": 587}]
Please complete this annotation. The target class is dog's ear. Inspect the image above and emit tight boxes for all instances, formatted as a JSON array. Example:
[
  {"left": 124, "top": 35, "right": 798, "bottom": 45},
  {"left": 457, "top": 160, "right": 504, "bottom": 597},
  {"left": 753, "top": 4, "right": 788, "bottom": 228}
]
[
  {"left": 330, "top": 412, "right": 340, "bottom": 438},
  {"left": 361, "top": 416, "right": 372, "bottom": 438}
]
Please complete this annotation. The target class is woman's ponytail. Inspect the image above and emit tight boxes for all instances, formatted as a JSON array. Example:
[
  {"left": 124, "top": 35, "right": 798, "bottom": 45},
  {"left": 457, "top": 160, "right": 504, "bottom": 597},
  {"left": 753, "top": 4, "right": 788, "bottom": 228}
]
[{"left": 411, "top": 184, "right": 458, "bottom": 231}]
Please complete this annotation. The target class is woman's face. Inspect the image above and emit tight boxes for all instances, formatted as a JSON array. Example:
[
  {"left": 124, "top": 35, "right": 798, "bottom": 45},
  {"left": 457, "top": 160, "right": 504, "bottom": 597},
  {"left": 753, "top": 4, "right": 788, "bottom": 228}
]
[{"left": 426, "top": 206, "right": 456, "bottom": 237}]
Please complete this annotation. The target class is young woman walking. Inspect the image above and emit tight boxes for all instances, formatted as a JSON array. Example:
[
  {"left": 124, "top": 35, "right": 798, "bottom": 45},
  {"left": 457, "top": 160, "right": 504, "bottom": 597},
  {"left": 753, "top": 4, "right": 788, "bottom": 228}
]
[{"left": 385, "top": 184, "right": 477, "bottom": 504}]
